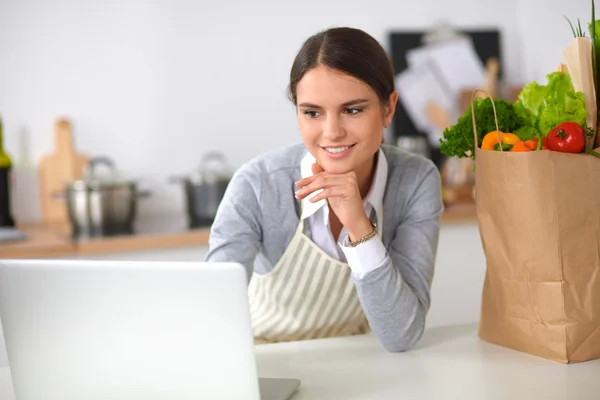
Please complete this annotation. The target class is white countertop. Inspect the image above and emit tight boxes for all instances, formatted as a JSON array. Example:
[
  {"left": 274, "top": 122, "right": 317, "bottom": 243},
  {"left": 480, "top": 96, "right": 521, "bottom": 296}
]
[{"left": 2, "top": 323, "right": 600, "bottom": 400}]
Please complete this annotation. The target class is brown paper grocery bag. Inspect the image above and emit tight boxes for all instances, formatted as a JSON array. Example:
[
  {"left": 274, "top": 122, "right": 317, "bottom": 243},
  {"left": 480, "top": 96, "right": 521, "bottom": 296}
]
[{"left": 471, "top": 90, "right": 600, "bottom": 363}]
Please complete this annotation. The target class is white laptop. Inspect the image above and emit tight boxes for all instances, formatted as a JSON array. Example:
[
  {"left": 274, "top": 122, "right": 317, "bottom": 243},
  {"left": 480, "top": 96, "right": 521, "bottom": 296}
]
[{"left": 0, "top": 259, "right": 300, "bottom": 400}]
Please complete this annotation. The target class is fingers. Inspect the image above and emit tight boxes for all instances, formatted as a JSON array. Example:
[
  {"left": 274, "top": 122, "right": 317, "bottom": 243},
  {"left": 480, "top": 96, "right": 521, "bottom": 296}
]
[
  {"left": 295, "top": 175, "right": 351, "bottom": 200},
  {"left": 295, "top": 174, "right": 320, "bottom": 188},
  {"left": 309, "top": 185, "right": 349, "bottom": 203},
  {"left": 296, "top": 163, "right": 353, "bottom": 188},
  {"left": 296, "top": 164, "right": 325, "bottom": 187}
]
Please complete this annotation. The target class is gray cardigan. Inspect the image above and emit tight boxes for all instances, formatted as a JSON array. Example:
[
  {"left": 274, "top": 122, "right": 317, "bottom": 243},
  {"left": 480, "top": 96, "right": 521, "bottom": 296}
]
[{"left": 205, "top": 142, "right": 444, "bottom": 352}]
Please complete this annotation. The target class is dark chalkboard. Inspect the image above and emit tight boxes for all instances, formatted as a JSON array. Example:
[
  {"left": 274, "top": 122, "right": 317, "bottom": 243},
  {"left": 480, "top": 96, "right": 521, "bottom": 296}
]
[
  {"left": 387, "top": 29, "right": 501, "bottom": 167},
  {"left": 388, "top": 29, "right": 501, "bottom": 137}
]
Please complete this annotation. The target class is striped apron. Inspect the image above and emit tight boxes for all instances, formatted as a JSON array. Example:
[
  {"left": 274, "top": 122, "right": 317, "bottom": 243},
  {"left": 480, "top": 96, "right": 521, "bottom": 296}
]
[{"left": 248, "top": 214, "right": 372, "bottom": 344}]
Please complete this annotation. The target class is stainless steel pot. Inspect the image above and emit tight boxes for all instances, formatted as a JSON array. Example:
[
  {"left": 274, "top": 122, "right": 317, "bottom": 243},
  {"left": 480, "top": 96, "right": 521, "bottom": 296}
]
[
  {"left": 61, "top": 157, "right": 150, "bottom": 238},
  {"left": 171, "top": 151, "right": 233, "bottom": 228}
]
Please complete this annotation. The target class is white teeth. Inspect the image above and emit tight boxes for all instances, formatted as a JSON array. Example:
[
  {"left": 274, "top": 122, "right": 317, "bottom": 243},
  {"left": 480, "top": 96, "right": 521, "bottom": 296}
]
[{"left": 325, "top": 146, "right": 350, "bottom": 153}]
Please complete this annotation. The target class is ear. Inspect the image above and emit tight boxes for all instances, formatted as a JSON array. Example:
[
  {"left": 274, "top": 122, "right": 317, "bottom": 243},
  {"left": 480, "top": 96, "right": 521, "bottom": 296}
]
[{"left": 383, "top": 91, "right": 399, "bottom": 128}]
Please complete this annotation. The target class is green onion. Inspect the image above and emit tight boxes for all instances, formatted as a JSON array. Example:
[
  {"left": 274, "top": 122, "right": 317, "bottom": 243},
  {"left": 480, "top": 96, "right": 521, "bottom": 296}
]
[
  {"left": 565, "top": 15, "right": 587, "bottom": 37},
  {"left": 566, "top": 15, "right": 577, "bottom": 37},
  {"left": 578, "top": 18, "right": 586, "bottom": 37},
  {"left": 593, "top": 0, "right": 599, "bottom": 124}
]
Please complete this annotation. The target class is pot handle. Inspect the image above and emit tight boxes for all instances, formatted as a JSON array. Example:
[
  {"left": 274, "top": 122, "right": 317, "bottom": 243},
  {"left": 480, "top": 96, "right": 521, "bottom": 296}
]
[
  {"left": 85, "top": 156, "right": 117, "bottom": 180},
  {"left": 198, "top": 151, "right": 229, "bottom": 170}
]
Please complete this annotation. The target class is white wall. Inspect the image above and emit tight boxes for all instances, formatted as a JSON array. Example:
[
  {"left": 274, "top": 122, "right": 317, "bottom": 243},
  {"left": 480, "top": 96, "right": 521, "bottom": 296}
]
[
  {"left": 1, "top": 0, "right": 594, "bottom": 222},
  {"left": 0, "top": 0, "right": 531, "bottom": 222},
  {"left": 517, "top": 0, "right": 594, "bottom": 83}
]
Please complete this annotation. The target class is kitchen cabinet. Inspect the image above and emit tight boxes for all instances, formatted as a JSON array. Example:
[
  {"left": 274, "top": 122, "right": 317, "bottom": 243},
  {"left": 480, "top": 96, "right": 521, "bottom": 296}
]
[
  {"left": 0, "top": 222, "right": 485, "bottom": 368},
  {"left": 426, "top": 222, "right": 486, "bottom": 328}
]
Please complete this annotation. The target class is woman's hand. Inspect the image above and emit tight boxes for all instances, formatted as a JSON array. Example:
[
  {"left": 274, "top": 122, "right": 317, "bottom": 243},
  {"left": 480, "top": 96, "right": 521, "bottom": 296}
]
[{"left": 295, "top": 163, "right": 373, "bottom": 241}]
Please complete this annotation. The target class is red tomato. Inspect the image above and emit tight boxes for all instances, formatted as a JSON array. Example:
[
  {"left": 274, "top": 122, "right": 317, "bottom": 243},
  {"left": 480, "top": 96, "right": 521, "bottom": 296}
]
[{"left": 546, "top": 122, "right": 586, "bottom": 153}]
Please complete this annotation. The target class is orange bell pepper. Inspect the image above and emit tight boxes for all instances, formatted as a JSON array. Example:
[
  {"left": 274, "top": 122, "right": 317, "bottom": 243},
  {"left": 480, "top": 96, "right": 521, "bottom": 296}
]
[
  {"left": 481, "top": 131, "right": 521, "bottom": 151},
  {"left": 511, "top": 141, "right": 532, "bottom": 152},
  {"left": 525, "top": 138, "right": 549, "bottom": 150}
]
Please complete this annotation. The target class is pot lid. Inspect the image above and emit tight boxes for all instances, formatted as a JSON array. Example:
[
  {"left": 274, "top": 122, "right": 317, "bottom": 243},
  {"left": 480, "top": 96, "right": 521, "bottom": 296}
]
[
  {"left": 68, "top": 156, "right": 134, "bottom": 190},
  {"left": 187, "top": 151, "right": 233, "bottom": 184}
]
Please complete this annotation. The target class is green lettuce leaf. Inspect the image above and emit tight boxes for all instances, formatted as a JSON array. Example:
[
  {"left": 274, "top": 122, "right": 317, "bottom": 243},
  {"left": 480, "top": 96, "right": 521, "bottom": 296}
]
[
  {"left": 514, "top": 125, "right": 538, "bottom": 141},
  {"left": 515, "top": 71, "right": 587, "bottom": 136}
]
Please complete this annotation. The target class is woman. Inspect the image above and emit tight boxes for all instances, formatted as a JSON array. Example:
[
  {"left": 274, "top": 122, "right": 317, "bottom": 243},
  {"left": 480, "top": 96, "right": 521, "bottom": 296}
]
[{"left": 205, "top": 27, "right": 443, "bottom": 352}]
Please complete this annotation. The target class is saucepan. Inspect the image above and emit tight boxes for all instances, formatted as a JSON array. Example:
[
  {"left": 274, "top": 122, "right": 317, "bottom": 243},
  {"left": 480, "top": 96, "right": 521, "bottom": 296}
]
[
  {"left": 170, "top": 151, "right": 233, "bottom": 228},
  {"left": 56, "top": 156, "right": 151, "bottom": 238}
]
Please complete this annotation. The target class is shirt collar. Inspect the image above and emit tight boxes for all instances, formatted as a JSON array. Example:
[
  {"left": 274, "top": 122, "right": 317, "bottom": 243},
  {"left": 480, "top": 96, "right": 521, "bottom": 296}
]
[{"left": 299, "top": 148, "right": 388, "bottom": 222}]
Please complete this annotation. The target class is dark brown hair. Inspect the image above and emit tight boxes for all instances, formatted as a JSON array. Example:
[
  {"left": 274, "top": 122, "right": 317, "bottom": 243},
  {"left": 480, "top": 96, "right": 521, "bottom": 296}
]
[{"left": 288, "top": 27, "right": 395, "bottom": 106}]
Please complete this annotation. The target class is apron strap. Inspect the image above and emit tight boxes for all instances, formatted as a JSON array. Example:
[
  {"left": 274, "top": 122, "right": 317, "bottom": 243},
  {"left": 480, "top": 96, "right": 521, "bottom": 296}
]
[{"left": 296, "top": 196, "right": 305, "bottom": 234}]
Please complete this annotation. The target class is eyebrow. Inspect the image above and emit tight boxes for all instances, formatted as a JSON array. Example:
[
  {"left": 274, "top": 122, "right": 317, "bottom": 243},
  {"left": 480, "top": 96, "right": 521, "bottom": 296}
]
[{"left": 298, "top": 98, "right": 370, "bottom": 108}]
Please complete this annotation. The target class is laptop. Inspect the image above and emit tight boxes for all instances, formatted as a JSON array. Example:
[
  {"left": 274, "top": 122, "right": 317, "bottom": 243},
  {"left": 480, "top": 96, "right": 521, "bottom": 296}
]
[{"left": 0, "top": 259, "right": 300, "bottom": 400}]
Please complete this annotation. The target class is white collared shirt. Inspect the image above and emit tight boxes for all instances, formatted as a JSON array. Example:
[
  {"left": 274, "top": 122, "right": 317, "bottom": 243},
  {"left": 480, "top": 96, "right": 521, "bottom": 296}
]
[{"left": 300, "top": 149, "right": 388, "bottom": 279}]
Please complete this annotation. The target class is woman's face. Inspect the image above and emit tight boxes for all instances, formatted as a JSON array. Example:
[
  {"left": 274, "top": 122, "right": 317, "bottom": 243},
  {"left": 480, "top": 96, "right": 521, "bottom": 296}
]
[{"left": 296, "top": 65, "right": 397, "bottom": 176}]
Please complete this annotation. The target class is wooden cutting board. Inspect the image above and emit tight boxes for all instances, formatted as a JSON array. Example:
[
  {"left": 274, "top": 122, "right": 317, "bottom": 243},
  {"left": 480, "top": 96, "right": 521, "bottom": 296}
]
[{"left": 38, "top": 118, "right": 89, "bottom": 226}]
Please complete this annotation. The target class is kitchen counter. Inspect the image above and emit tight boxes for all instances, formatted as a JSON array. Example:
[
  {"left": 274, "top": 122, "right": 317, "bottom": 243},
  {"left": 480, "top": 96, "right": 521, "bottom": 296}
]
[
  {"left": 0, "top": 203, "right": 476, "bottom": 259},
  {"left": 2, "top": 323, "right": 600, "bottom": 400},
  {"left": 0, "top": 215, "right": 211, "bottom": 259}
]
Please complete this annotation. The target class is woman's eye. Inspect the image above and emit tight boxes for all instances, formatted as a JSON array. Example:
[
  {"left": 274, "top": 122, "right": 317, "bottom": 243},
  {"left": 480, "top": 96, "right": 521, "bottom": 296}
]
[
  {"left": 304, "top": 110, "right": 320, "bottom": 118},
  {"left": 344, "top": 107, "right": 363, "bottom": 115}
]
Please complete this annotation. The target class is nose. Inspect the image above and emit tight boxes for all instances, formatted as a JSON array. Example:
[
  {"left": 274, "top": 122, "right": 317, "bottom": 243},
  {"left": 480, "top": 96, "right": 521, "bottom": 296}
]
[{"left": 323, "top": 115, "right": 345, "bottom": 141}]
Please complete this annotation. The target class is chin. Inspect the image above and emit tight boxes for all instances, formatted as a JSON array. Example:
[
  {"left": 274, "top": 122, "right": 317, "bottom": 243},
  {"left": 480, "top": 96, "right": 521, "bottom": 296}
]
[{"left": 318, "top": 159, "right": 355, "bottom": 174}]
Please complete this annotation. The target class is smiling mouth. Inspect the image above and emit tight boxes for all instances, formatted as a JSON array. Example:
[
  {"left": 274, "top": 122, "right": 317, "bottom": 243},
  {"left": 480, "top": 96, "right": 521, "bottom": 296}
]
[{"left": 322, "top": 144, "right": 356, "bottom": 154}]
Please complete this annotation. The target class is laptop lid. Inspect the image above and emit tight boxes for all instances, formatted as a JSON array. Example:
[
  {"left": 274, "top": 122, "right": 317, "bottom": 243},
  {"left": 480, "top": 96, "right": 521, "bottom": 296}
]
[{"left": 0, "top": 259, "right": 261, "bottom": 400}]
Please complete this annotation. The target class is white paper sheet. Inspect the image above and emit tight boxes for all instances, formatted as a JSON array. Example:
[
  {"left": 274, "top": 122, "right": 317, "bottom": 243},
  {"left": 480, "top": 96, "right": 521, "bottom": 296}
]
[
  {"left": 395, "top": 61, "right": 455, "bottom": 147},
  {"left": 406, "top": 36, "right": 485, "bottom": 97}
]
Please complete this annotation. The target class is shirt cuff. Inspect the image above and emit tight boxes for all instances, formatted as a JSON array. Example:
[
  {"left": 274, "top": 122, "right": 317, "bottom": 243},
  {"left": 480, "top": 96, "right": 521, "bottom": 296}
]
[{"left": 339, "top": 235, "right": 387, "bottom": 279}]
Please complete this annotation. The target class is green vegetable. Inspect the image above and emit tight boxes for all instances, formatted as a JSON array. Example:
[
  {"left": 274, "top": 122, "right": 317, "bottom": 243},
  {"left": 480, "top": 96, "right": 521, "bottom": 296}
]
[
  {"left": 512, "top": 103, "right": 541, "bottom": 147},
  {"left": 586, "top": 148, "right": 600, "bottom": 158},
  {"left": 565, "top": 16, "right": 587, "bottom": 38},
  {"left": 439, "top": 97, "right": 526, "bottom": 159},
  {"left": 589, "top": 1, "right": 600, "bottom": 122},
  {"left": 0, "top": 117, "right": 12, "bottom": 168},
  {"left": 589, "top": 20, "right": 600, "bottom": 34},
  {"left": 514, "top": 125, "right": 538, "bottom": 141},
  {"left": 515, "top": 71, "right": 587, "bottom": 137}
]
